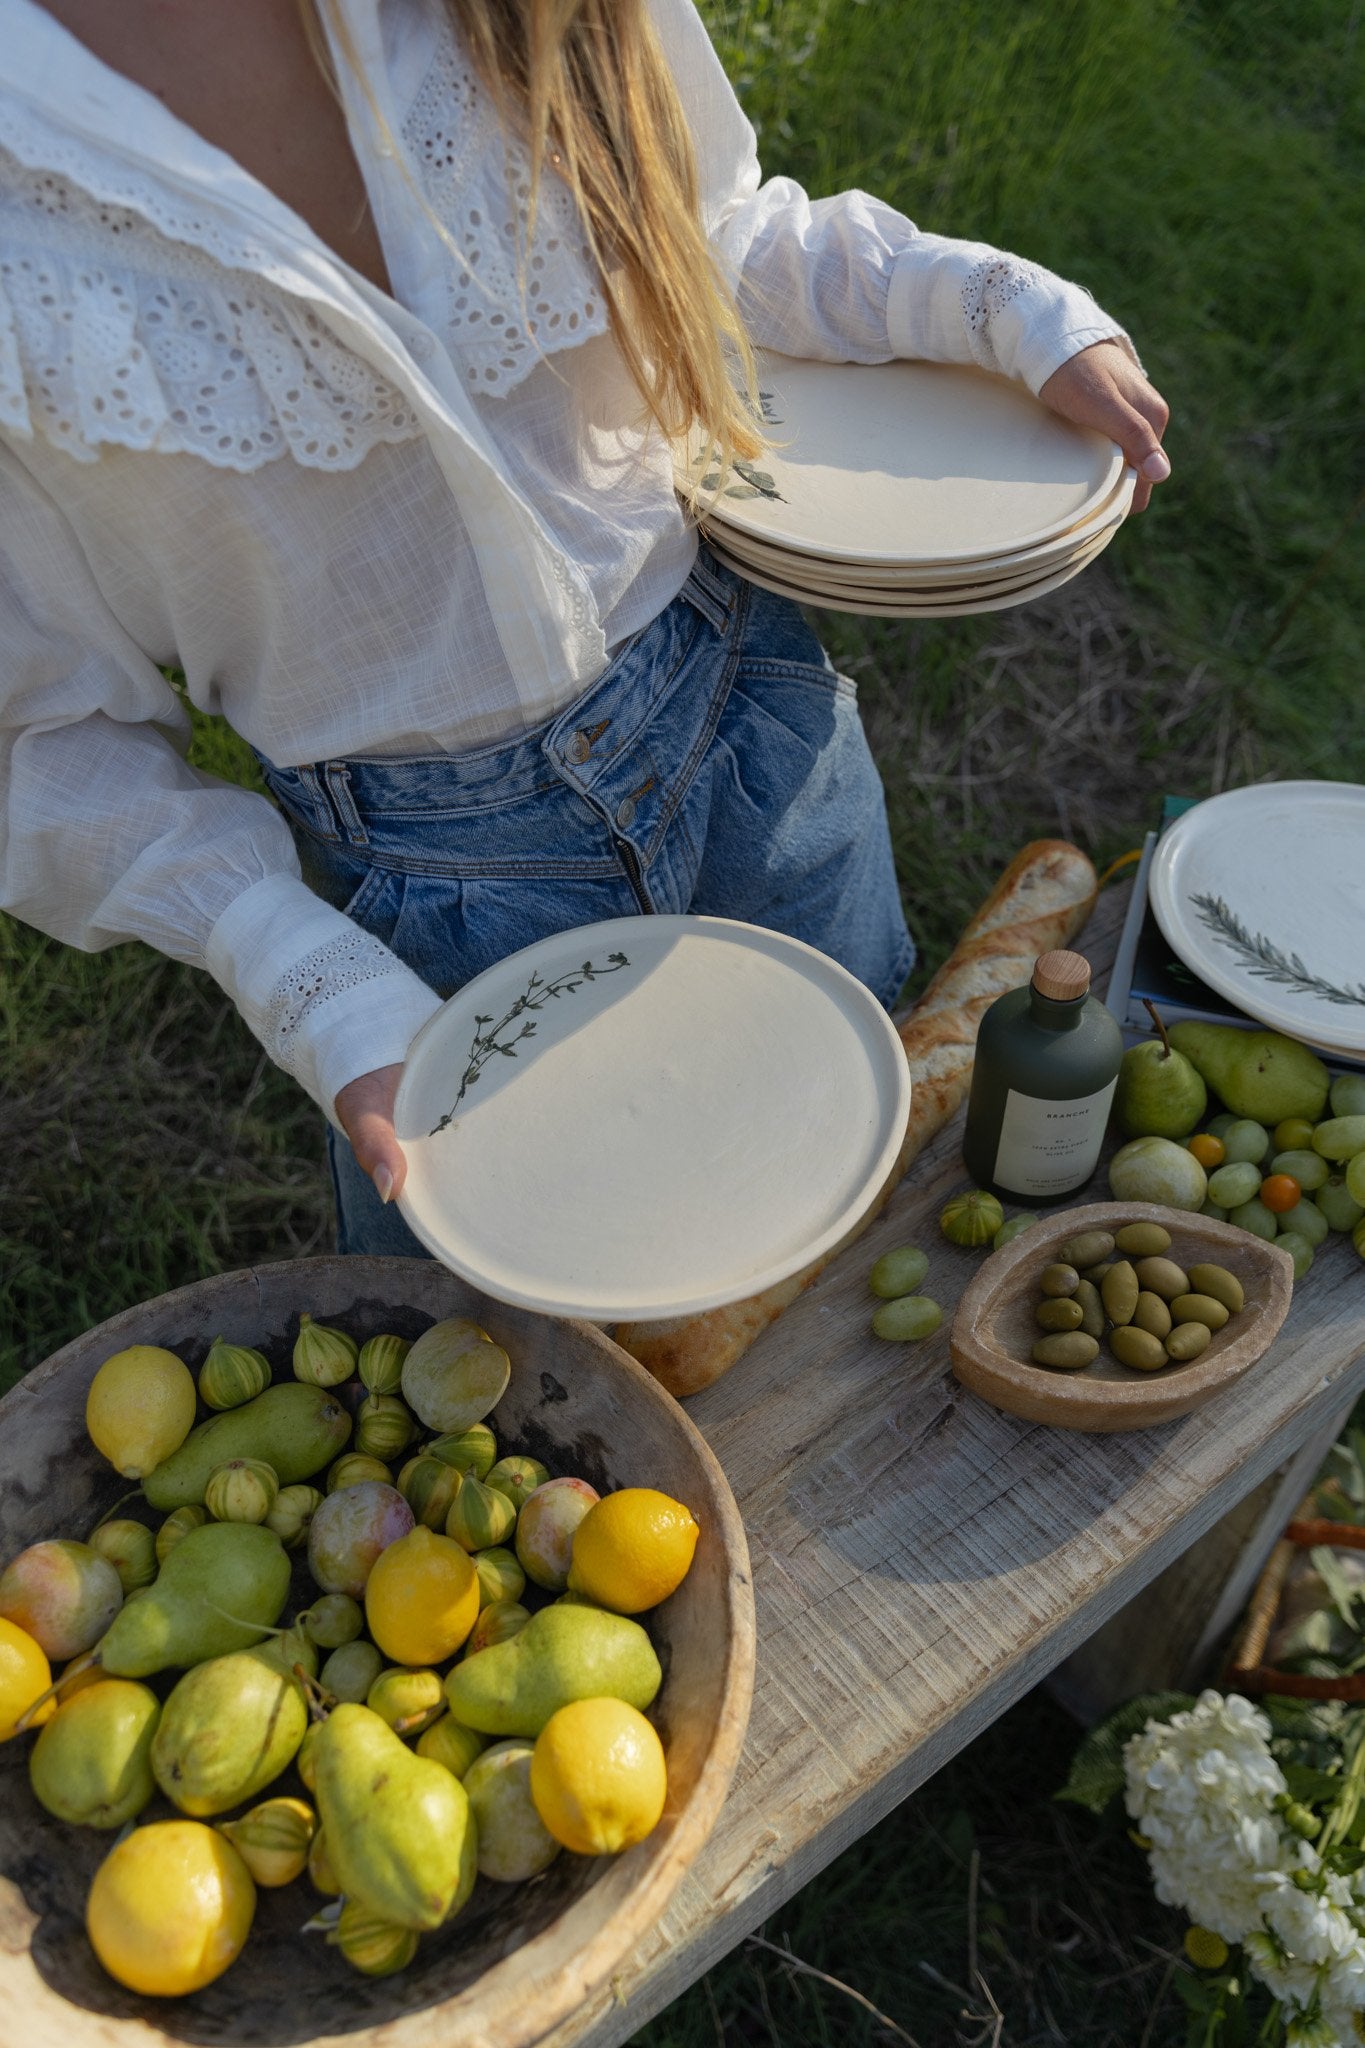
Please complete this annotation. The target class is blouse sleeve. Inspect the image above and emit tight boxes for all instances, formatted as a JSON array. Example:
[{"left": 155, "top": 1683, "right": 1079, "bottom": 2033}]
[
  {"left": 649, "top": 0, "right": 1133, "bottom": 395},
  {"left": 0, "top": 442, "right": 441, "bottom": 1123}
]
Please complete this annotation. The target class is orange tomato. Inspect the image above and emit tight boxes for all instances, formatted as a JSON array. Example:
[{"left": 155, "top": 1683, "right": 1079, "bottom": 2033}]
[
  {"left": 1187, "top": 1133, "right": 1226, "bottom": 1170},
  {"left": 1259, "top": 1173, "right": 1302, "bottom": 1214}
]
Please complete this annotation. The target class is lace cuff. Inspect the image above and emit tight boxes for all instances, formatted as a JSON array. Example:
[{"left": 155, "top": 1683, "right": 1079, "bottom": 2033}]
[{"left": 205, "top": 873, "right": 442, "bottom": 1124}]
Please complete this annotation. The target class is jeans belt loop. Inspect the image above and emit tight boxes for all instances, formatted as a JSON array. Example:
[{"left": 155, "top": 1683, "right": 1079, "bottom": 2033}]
[{"left": 324, "top": 763, "right": 369, "bottom": 848}]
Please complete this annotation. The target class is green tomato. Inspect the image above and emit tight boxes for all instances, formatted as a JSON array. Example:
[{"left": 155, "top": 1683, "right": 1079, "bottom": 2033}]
[
  {"left": 871, "top": 1296, "right": 943, "bottom": 1342},
  {"left": 1268, "top": 1148, "right": 1329, "bottom": 1192},
  {"left": 1207, "top": 1161, "right": 1262, "bottom": 1209},
  {"left": 1317, "top": 1175, "right": 1365, "bottom": 1234},
  {"left": 1275, "top": 1198, "right": 1328, "bottom": 1248},
  {"left": 1221, "top": 1119, "right": 1271, "bottom": 1165},
  {"left": 1228, "top": 1197, "right": 1279, "bottom": 1242},
  {"left": 1274, "top": 1231, "right": 1315, "bottom": 1280},
  {"left": 869, "top": 1246, "right": 930, "bottom": 1299}
]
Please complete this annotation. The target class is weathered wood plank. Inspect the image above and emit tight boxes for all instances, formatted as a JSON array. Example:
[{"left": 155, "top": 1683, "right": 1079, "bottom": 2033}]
[{"left": 539, "top": 880, "right": 1365, "bottom": 2048}]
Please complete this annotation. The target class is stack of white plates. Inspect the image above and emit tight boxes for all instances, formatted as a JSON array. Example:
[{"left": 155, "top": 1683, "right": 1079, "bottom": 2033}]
[
  {"left": 1148, "top": 782, "right": 1365, "bottom": 1064},
  {"left": 682, "top": 353, "right": 1135, "bottom": 618}
]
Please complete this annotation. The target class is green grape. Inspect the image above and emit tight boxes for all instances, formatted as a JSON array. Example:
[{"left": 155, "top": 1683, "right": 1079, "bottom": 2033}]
[
  {"left": 1329, "top": 1075, "right": 1365, "bottom": 1118},
  {"left": 1228, "top": 1197, "right": 1279, "bottom": 1242},
  {"left": 1199, "top": 1198, "right": 1228, "bottom": 1221},
  {"left": 871, "top": 1295, "right": 943, "bottom": 1341},
  {"left": 1312, "top": 1116, "right": 1365, "bottom": 1161},
  {"left": 868, "top": 1246, "right": 930, "bottom": 1299},
  {"left": 1221, "top": 1119, "right": 1271, "bottom": 1165},
  {"left": 1275, "top": 1198, "right": 1328, "bottom": 1248},
  {"left": 1206, "top": 1113, "right": 1239, "bottom": 1141},
  {"left": 1207, "top": 1161, "right": 1262, "bottom": 1209},
  {"left": 1346, "top": 1151, "right": 1365, "bottom": 1208},
  {"left": 1268, "top": 1148, "right": 1329, "bottom": 1191},
  {"left": 1318, "top": 1175, "right": 1365, "bottom": 1233},
  {"left": 1274, "top": 1231, "right": 1315, "bottom": 1280},
  {"left": 992, "top": 1216, "right": 1038, "bottom": 1251}
]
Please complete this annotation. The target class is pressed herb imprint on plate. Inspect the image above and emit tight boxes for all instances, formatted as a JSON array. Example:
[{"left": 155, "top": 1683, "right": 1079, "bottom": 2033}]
[
  {"left": 1191, "top": 893, "right": 1365, "bottom": 1012},
  {"left": 429, "top": 952, "right": 632, "bottom": 1134}
]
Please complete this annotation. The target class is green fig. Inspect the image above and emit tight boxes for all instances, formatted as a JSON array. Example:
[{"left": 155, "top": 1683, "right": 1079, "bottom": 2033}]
[
  {"left": 155, "top": 1504, "right": 207, "bottom": 1564},
  {"left": 151, "top": 1646, "right": 309, "bottom": 1815},
  {"left": 308, "top": 1824, "right": 341, "bottom": 1895},
  {"left": 426, "top": 1424, "right": 498, "bottom": 1478},
  {"left": 1166, "top": 1022, "right": 1330, "bottom": 1125},
  {"left": 313, "top": 1702, "right": 478, "bottom": 1930},
  {"left": 446, "top": 1470, "right": 518, "bottom": 1553},
  {"left": 198, "top": 1337, "right": 272, "bottom": 1411},
  {"left": 293, "top": 1313, "right": 358, "bottom": 1388},
  {"left": 95, "top": 1521, "right": 291, "bottom": 1678},
  {"left": 463, "top": 1601, "right": 531, "bottom": 1658},
  {"left": 366, "top": 1665, "right": 445, "bottom": 1738},
  {"left": 416, "top": 1716, "right": 486, "bottom": 1779},
  {"left": 485, "top": 1456, "right": 550, "bottom": 1511},
  {"left": 142, "top": 1383, "right": 351, "bottom": 1511},
  {"left": 401, "top": 1319, "right": 510, "bottom": 1434},
  {"left": 474, "top": 1547, "right": 526, "bottom": 1609},
  {"left": 205, "top": 1458, "right": 279, "bottom": 1525},
  {"left": 443, "top": 1602, "right": 661, "bottom": 1737},
  {"left": 87, "top": 1519, "right": 158, "bottom": 1595},
  {"left": 357, "top": 1335, "right": 411, "bottom": 1397},
  {"left": 327, "top": 1898, "right": 418, "bottom": 1977},
  {"left": 354, "top": 1395, "right": 416, "bottom": 1464},
  {"left": 320, "top": 1639, "right": 384, "bottom": 1704},
  {"left": 326, "top": 1452, "right": 392, "bottom": 1492},
  {"left": 396, "top": 1454, "right": 461, "bottom": 1531},
  {"left": 266, "top": 1483, "right": 324, "bottom": 1549},
  {"left": 29, "top": 1678, "right": 161, "bottom": 1827},
  {"left": 218, "top": 1795, "right": 316, "bottom": 1887}
]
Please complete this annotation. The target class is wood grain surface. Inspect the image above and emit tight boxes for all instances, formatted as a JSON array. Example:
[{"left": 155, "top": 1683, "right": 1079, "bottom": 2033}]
[{"left": 533, "top": 879, "right": 1365, "bottom": 2048}]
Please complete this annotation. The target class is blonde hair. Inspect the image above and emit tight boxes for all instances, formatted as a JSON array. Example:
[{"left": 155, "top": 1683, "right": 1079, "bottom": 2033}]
[{"left": 304, "top": 0, "right": 762, "bottom": 473}]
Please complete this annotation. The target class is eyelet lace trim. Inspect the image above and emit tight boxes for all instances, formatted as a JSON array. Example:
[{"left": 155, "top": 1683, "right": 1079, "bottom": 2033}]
[
  {"left": 263, "top": 931, "right": 409, "bottom": 1067},
  {"left": 0, "top": 151, "right": 421, "bottom": 470},
  {"left": 960, "top": 256, "right": 1044, "bottom": 375},
  {"left": 399, "top": 29, "right": 608, "bottom": 397}
]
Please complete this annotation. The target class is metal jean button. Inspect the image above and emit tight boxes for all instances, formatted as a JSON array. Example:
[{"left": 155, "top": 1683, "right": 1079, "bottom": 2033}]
[{"left": 614, "top": 796, "right": 637, "bottom": 829}]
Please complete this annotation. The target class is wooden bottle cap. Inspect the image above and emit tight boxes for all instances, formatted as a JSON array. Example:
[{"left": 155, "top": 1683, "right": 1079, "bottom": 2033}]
[{"left": 1032, "top": 949, "right": 1091, "bottom": 1001}]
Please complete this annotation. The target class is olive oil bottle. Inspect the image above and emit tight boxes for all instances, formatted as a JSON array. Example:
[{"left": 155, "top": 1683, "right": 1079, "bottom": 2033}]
[{"left": 962, "top": 950, "right": 1122, "bottom": 1201}]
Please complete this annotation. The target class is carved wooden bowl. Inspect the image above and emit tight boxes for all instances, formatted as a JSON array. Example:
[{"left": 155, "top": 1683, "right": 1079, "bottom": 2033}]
[
  {"left": 949, "top": 1201, "right": 1295, "bottom": 1431},
  {"left": 0, "top": 1258, "right": 755, "bottom": 2048}
]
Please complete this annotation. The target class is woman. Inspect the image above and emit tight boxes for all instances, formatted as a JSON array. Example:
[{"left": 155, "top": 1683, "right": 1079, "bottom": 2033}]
[{"left": 0, "top": 0, "right": 1169, "bottom": 1254}]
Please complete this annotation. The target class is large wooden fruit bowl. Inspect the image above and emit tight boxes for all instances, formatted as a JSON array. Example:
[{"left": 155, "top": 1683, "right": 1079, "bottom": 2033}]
[{"left": 0, "top": 1258, "right": 755, "bottom": 2048}]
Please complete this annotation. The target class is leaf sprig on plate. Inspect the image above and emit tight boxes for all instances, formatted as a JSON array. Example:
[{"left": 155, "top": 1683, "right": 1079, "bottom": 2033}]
[{"left": 430, "top": 952, "right": 631, "bottom": 1133}]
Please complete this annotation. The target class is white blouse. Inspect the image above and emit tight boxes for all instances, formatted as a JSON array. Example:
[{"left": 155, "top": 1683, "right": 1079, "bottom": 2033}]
[{"left": 0, "top": 0, "right": 1130, "bottom": 1124}]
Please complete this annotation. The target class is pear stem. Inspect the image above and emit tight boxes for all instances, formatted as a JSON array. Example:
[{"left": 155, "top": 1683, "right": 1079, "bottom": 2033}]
[
  {"left": 15, "top": 1649, "right": 102, "bottom": 1730},
  {"left": 1142, "top": 998, "right": 1174, "bottom": 1060},
  {"left": 86, "top": 1489, "right": 147, "bottom": 1539},
  {"left": 297, "top": 1666, "right": 335, "bottom": 1721}
]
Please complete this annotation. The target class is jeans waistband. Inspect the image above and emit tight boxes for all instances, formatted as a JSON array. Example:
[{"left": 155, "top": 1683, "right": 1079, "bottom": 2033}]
[{"left": 266, "top": 545, "right": 744, "bottom": 847}]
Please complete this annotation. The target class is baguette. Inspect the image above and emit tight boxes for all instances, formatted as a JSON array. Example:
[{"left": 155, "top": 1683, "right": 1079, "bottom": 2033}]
[{"left": 613, "top": 839, "right": 1098, "bottom": 1397}]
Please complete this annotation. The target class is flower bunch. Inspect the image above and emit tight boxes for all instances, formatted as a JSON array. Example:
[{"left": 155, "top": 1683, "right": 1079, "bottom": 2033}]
[{"left": 1122, "top": 1691, "right": 1365, "bottom": 2045}]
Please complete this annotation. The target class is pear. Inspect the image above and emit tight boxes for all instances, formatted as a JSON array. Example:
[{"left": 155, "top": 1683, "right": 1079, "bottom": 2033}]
[
  {"left": 443, "top": 1601, "right": 661, "bottom": 1737},
  {"left": 1167, "top": 1022, "right": 1330, "bottom": 1125},
  {"left": 29, "top": 1678, "right": 161, "bottom": 1827},
  {"left": 93, "top": 1521, "right": 291, "bottom": 1678},
  {"left": 1113, "top": 1028, "right": 1206, "bottom": 1139},
  {"left": 142, "top": 1383, "right": 352, "bottom": 1511},
  {"left": 151, "top": 1646, "right": 309, "bottom": 1816},
  {"left": 313, "top": 1703, "right": 477, "bottom": 1931}
]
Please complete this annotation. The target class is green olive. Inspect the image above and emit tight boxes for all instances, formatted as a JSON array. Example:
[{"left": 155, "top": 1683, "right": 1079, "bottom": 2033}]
[
  {"left": 1060, "top": 1230, "right": 1116, "bottom": 1270},
  {"left": 1039, "top": 1262, "right": 1080, "bottom": 1298},
  {"left": 1131, "top": 1291, "right": 1172, "bottom": 1340},
  {"left": 1030, "top": 1332, "right": 1099, "bottom": 1371},
  {"left": 1113, "top": 1223, "right": 1171, "bottom": 1258},
  {"left": 1133, "top": 1256, "right": 1189, "bottom": 1301},
  {"left": 1109, "top": 1325, "right": 1169, "bottom": 1373},
  {"left": 1165, "top": 1322, "right": 1212, "bottom": 1363},
  {"left": 1100, "top": 1260, "right": 1139, "bottom": 1326},
  {"left": 1185, "top": 1263, "right": 1244, "bottom": 1313},
  {"left": 1170, "top": 1293, "right": 1230, "bottom": 1331},
  {"left": 1035, "top": 1297, "right": 1084, "bottom": 1332}
]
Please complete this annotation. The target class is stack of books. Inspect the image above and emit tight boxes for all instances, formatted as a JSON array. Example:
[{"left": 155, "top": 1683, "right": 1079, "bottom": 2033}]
[{"left": 1104, "top": 797, "right": 1364, "bottom": 1073}]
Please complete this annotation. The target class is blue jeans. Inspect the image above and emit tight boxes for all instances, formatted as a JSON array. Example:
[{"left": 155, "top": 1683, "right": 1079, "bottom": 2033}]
[{"left": 257, "top": 547, "right": 914, "bottom": 1257}]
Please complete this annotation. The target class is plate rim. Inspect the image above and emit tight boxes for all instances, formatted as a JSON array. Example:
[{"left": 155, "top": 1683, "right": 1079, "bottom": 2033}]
[
  {"left": 1148, "top": 781, "right": 1365, "bottom": 1052},
  {"left": 393, "top": 912, "right": 913, "bottom": 1320}
]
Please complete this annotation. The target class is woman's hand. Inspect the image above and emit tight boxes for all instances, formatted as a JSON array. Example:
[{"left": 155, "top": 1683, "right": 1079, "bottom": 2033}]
[
  {"left": 335, "top": 1064, "right": 407, "bottom": 1205},
  {"left": 1038, "top": 340, "right": 1171, "bottom": 512}
]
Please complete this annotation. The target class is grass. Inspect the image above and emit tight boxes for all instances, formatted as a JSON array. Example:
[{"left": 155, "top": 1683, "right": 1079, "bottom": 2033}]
[{"left": 1, "top": 0, "right": 1363, "bottom": 2038}]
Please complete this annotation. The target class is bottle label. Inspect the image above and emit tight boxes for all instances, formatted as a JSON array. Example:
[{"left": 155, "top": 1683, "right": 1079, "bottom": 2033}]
[{"left": 992, "top": 1080, "right": 1118, "bottom": 1197}]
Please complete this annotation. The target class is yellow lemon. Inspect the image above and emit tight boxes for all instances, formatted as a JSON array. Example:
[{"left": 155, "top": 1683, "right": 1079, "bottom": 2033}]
[
  {"left": 0, "top": 1615, "right": 53, "bottom": 1739},
  {"left": 566, "top": 1488, "right": 699, "bottom": 1613},
  {"left": 529, "top": 1697, "right": 667, "bottom": 1855},
  {"left": 86, "top": 1345, "right": 198, "bottom": 1480},
  {"left": 87, "top": 1820, "right": 255, "bottom": 1996},
  {"left": 364, "top": 1525, "right": 480, "bottom": 1665}
]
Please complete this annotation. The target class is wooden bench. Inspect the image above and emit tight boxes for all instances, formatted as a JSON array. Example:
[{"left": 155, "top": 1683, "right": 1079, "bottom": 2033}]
[{"left": 544, "top": 879, "right": 1365, "bottom": 2047}]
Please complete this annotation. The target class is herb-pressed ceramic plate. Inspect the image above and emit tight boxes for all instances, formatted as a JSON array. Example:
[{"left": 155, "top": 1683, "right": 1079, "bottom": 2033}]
[
  {"left": 1148, "top": 781, "right": 1365, "bottom": 1056},
  {"left": 394, "top": 916, "right": 912, "bottom": 1320},
  {"left": 679, "top": 353, "right": 1125, "bottom": 566}
]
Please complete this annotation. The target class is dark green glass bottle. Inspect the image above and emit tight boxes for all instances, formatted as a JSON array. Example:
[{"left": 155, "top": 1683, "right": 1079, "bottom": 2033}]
[{"left": 962, "top": 950, "right": 1123, "bottom": 1202}]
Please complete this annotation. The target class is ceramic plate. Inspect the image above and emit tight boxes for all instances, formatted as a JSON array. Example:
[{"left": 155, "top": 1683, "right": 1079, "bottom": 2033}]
[
  {"left": 679, "top": 354, "right": 1124, "bottom": 566},
  {"left": 394, "top": 916, "right": 912, "bottom": 1321},
  {"left": 705, "top": 472, "right": 1136, "bottom": 586},
  {"left": 704, "top": 522, "right": 1115, "bottom": 618},
  {"left": 1148, "top": 782, "right": 1365, "bottom": 1055}
]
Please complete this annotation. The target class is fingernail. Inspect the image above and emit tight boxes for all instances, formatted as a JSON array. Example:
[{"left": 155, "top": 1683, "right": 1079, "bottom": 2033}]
[
  {"left": 1141, "top": 450, "right": 1171, "bottom": 483},
  {"left": 373, "top": 1165, "right": 394, "bottom": 1206}
]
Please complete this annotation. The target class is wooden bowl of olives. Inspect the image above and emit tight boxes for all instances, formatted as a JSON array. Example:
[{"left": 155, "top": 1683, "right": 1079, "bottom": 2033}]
[{"left": 948, "top": 1201, "right": 1295, "bottom": 1431}]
